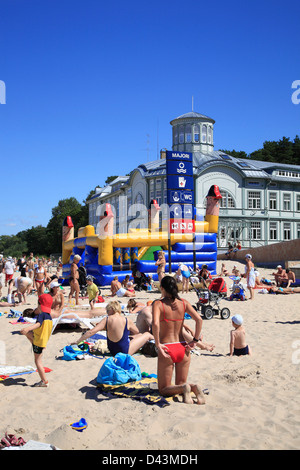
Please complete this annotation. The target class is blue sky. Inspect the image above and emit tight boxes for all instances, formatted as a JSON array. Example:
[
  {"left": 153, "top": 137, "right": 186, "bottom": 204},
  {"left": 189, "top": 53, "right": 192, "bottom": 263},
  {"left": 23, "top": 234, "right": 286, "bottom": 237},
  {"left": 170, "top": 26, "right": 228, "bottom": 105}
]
[{"left": 0, "top": 0, "right": 299, "bottom": 236}]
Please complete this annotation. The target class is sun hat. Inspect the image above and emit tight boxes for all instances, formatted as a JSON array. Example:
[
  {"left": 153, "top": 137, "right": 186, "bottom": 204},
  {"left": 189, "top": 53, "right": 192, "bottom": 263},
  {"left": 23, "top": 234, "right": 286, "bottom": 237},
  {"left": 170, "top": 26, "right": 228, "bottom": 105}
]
[
  {"left": 86, "top": 275, "right": 94, "bottom": 282},
  {"left": 231, "top": 314, "right": 243, "bottom": 326},
  {"left": 50, "top": 281, "right": 60, "bottom": 289},
  {"left": 38, "top": 294, "right": 53, "bottom": 313}
]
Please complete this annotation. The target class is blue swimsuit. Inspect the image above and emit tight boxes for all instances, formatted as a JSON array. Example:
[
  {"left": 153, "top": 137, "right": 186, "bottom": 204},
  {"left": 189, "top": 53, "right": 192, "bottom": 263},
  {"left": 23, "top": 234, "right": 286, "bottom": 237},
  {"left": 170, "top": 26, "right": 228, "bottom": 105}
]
[{"left": 106, "top": 317, "right": 130, "bottom": 356}]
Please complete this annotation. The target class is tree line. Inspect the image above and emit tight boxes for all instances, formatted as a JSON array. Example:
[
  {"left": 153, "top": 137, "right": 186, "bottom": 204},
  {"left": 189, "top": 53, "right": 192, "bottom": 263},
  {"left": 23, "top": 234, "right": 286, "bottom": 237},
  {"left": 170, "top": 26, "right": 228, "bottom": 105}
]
[
  {"left": 1, "top": 136, "right": 299, "bottom": 258},
  {"left": 220, "top": 135, "right": 300, "bottom": 165}
]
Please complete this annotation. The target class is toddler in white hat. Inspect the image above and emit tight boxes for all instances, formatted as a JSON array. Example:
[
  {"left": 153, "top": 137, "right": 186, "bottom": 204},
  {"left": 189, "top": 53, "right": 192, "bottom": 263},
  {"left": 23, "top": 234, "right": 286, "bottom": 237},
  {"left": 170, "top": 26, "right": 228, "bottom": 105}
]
[{"left": 229, "top": 314, "right": 252, "bottom": 356}]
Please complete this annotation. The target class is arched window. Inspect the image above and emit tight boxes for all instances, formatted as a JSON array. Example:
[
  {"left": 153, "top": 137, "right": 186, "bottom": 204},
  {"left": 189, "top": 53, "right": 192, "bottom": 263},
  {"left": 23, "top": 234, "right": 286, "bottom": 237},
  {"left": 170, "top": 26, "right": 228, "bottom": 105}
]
[
  {"left": 185, "top": 124, "right": 192, "bottom": 143},
  {"left": 219, "top": 190, "right": 236, "bottom": 208},
  {"left": 173, "top": 126, "right": 178, "bottom": 145},
  {"left": 194, "top": 124, "right": 200, "bottom": 142},
  {"left": 202, "top": 125, "right": 207, "bottom": 143},
  {"left": 179, "top": 125, "right": 184, "bottom": 144},
  {"left": 134, "top": 193, "right": 144, "bottom": 205},
  {"left": 207, "top": 126, "right": 212, "bottom": 144}
]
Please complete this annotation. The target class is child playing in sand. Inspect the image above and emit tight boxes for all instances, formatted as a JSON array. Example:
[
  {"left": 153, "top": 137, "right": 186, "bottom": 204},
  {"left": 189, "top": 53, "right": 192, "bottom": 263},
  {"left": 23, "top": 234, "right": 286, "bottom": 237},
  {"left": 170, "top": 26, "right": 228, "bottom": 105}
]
[
  {"left": 86, "top": 275, "right": 99, "bottom": 309},
  {"left": 229, "top": 314, "right": 251, "bottom": 356},
  {"left": 20, "top": 294, "right": 53, "bottom": 387}
]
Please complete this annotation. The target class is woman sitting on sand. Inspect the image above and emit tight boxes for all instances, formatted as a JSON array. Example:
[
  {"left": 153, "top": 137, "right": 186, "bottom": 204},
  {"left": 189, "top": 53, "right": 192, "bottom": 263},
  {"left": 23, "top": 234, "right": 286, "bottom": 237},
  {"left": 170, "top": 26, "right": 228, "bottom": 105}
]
[
  {"left": 111, "top": 276, "right": 136, "bottom": 298},
  {"left": 152, "top": 275, "right": 206, "bottom": 405},
  {"left": 219, "top": 263, "right": 229, "bottom": 276},
  {"left": 74, "top": 301, "right": 153, "bottom": 356}
]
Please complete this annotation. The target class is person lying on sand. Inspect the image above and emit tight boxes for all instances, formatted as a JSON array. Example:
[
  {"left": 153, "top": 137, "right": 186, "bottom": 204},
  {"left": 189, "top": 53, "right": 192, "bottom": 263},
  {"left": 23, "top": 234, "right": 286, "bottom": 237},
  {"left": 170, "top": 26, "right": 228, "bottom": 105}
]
[{"left": 269, "top": 286, "right": 300, "bottom": 294}]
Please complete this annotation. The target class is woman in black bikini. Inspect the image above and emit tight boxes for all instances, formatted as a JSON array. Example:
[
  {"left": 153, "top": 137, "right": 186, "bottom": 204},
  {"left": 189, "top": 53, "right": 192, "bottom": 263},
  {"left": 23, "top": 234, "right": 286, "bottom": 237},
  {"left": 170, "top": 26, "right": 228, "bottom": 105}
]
[{"left": 152, "top": 276, "right": 205, "bottom": 405}]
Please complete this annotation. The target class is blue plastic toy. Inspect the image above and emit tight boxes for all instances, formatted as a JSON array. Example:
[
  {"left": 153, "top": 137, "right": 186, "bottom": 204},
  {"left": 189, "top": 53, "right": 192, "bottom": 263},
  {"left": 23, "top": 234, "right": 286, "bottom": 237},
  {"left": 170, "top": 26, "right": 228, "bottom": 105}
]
[{"left": 70, "top": 418, "right": 88, "bottom": 432}]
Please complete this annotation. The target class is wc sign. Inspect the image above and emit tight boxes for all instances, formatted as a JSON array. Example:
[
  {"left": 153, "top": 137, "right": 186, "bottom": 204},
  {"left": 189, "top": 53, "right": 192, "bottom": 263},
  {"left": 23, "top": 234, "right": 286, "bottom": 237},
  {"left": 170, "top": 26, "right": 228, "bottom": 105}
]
[{"left": 0, "top": 80, "right": 6, "bottom": 104}]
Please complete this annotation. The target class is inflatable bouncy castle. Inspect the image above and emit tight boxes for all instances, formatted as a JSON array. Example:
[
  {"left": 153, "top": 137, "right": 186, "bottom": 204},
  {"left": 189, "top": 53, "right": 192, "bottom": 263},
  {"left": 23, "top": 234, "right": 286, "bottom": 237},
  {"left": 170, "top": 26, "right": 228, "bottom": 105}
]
[{"left": 61, "top": 185, "right": 222, "bottom": 286}]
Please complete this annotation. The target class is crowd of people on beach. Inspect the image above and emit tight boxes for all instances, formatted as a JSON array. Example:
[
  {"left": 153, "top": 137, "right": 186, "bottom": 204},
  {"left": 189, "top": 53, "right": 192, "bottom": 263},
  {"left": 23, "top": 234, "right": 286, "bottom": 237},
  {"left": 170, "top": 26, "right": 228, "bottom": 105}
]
[{"left": 0, "top": 250, "right": 298, "bottom": 402}]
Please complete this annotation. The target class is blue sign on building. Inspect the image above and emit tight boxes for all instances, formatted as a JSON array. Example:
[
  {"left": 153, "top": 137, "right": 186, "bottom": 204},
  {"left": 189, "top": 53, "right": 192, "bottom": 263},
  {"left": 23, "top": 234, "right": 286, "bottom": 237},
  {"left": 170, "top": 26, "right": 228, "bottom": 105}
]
[
  {"left": 167, "top": 189, "right": 194, "bottom": 205},
  {"left": 167, "top": 174, "right": 194, "bottom": 192},
  {"left": 166, "top": 159, "right": 193, "bottom": 177},
  {"left": 166, "top": 150, "right": 195, "bottom": 236},
  {"left": 166, "top": 151, "right": 193, "bottom": 162},
  {"left": 169, "top": 204, "right": 194, "bottom": 219}
]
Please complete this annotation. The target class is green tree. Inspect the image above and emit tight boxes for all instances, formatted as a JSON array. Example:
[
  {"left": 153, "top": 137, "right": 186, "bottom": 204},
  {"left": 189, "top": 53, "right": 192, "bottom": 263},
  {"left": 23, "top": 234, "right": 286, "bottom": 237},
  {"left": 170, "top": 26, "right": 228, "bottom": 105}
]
[
  {"left": 0, "top": 235, "right": 27, "bottom": 258},
  {"left": 105, "top": 176, "right": 118, "bottom": 185},
  {"left": 293, "top": 135, "right": 300, "bottom": 165},
  {"left": 46, "top": 197, "right": 84, "bottom": 254},
  {"left": 219, "top": 149, "right": 249, "bottom": 159},
  {"left": 18, "top": 225, "right": 49, "bottom": 256}
]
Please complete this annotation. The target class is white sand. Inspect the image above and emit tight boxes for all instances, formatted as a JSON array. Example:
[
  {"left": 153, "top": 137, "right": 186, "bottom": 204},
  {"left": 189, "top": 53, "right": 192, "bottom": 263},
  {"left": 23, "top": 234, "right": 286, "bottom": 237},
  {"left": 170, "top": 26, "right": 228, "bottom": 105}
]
[{"left": 0, "top": 260, "right": 299, "bottom": 450}]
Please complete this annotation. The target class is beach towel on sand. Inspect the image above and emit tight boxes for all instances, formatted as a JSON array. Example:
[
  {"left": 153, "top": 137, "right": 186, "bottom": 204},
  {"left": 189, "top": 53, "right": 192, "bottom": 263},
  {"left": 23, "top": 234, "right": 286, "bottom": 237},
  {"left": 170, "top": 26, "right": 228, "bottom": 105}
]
[{"left": 96, "top": 376, "right": 172, "bottom": 407}]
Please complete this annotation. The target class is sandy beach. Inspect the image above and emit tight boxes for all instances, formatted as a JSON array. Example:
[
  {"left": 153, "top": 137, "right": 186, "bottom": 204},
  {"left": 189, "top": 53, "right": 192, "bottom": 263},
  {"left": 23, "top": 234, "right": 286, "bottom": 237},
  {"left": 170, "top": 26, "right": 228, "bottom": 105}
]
[{"left": 0, "top": 259, "right": 299, "bottom": 451}]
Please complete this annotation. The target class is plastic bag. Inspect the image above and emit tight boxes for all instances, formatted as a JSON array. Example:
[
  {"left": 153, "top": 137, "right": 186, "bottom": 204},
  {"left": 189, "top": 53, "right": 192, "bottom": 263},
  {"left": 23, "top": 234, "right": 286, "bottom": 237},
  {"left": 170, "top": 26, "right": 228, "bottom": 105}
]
[{"left": 96, "top": 353, "right": 141, "bottom": 385}]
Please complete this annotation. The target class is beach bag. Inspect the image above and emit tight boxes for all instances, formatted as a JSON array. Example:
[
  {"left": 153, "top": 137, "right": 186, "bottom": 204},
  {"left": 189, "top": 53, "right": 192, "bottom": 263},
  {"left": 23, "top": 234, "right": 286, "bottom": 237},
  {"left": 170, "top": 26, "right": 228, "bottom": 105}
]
[
  {"left": 62, "top": 343, "right": 89, "bottom": 361},
  {"left": 96, "top": 353, "right": 141, "bottom": 385}
]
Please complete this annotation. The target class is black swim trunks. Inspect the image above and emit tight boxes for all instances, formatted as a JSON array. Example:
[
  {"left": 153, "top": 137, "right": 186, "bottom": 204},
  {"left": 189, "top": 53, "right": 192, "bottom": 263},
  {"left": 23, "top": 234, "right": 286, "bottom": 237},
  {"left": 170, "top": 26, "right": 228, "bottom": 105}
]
[
  {"left": 233, "top": 345, "right": 249, "bottom": 356},
  {"left": 32, "top": 344, "right": 44, "bottom": 354}
]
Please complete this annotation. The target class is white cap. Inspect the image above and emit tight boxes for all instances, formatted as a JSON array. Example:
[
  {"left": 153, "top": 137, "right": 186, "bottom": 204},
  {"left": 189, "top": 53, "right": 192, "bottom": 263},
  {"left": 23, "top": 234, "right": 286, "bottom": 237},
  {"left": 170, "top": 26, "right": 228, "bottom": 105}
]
[
  {"left": 231, "top": 314, "right": 243, "bottom": 326},
  {"left": 245, "top": 254, "right": 252, "bottom": 259},
  {"left": 50, "top": 281, "right": 60, "bottom": 289},
  {"left": 277, "top": 265, "right": 282, "bottom": 269}
]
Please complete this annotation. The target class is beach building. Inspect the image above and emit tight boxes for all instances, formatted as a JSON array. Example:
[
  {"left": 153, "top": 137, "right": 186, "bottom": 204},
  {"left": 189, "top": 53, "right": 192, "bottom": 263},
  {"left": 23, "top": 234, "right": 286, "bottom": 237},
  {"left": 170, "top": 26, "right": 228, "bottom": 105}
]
[{"left": 87, "top": 111, "right": 300, "bottom": 249}]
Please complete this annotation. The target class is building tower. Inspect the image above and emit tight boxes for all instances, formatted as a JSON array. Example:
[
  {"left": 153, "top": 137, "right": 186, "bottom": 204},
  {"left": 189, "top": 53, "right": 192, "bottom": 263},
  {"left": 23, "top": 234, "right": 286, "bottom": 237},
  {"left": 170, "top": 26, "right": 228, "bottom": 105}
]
[{"left": 170, "top": 111, "right": 215, "bottom": 155}]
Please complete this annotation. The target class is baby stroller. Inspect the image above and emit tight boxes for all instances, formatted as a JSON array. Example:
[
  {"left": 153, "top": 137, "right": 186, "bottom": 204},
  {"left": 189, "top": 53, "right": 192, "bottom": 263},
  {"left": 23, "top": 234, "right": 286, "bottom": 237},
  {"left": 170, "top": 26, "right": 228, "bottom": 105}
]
[
  {"left": 192, "top": 277, "right": 230, "bottom": 320},
  {"left": 78, "top": 266, "right": 88, "bottom": 297},
  {"left": 134, "top": 271, "right": 152, "bottom": 291},
  {"left": 229, "top": 276, "right": 246, "bottom": 301}
]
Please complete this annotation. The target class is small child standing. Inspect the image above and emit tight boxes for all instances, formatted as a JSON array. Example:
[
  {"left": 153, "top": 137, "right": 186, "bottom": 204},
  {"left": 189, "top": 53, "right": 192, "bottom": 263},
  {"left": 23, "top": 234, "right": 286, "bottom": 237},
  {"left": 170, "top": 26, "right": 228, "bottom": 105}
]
[
  {"left": 229, "top": 314, "right": 252, "bottom": 356},
  {"left": 20, "top": 293, "right": 53, "bottom": 387},
  {"left": 86, "top": 275, "right": 99, "bottom": 309}
]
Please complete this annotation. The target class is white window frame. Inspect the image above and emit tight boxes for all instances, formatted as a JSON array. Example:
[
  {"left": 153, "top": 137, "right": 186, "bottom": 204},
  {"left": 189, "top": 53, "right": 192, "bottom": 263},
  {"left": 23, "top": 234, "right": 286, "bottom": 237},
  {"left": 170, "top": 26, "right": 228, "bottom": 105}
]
[
  {"left": 269, "top": 192, "right": 277, "bottom": 210},
  {"left": 248, "top": 191, "right": 261, "bottom": 209},
  {"left": 283, "top": 193, "right": 291, "bottom": 211},
  {"left": 250, "top": 221, "right": 261, "bottom": 240},
  {"left": 269, "top": 221, "right": 277, "bottom": 240},
  {"left": 283, "top": 222, "right": 291, "bottom": 240}
]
